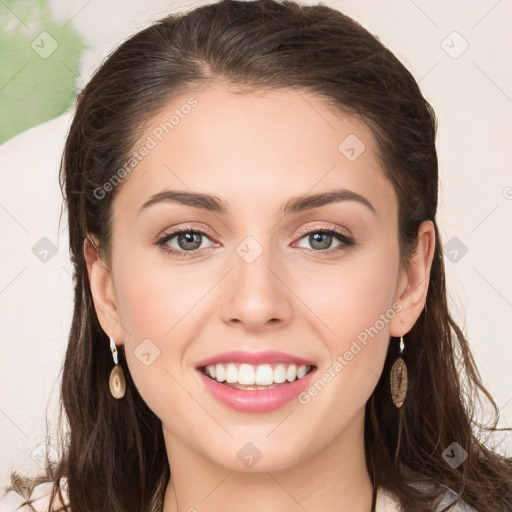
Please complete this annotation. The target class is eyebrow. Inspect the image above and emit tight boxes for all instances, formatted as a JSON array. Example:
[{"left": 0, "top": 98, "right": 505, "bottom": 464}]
[{"left": 139, "top": 188, "right": 376, "bottom": 216}]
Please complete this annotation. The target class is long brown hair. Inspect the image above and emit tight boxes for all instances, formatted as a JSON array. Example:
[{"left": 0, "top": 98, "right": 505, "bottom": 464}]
[{"left": 13, "top": 1, "right": 511, "bottom": 511}]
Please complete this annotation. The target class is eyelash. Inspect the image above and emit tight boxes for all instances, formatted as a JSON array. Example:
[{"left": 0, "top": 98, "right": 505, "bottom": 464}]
[{"left": 156, "top": 224, "right": 354, "bottom": 258}]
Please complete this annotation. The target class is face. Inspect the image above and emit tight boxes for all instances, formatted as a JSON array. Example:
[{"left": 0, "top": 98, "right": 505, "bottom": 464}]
[{"left": 88, "top": 84, "right": 432, "bottom": 473}]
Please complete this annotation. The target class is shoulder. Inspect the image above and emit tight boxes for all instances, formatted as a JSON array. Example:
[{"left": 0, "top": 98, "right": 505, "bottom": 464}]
[
  {"left": 0, "top": 478, "right": 69, "bottom": 512},
  {"left": 376, "top": 482, "right": 478, "bottom": 512}
]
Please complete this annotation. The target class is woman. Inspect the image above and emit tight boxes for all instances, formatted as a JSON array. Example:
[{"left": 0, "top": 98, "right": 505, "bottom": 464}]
[{"left": 2, "top": 0, "right": 511, "bottom": 511}]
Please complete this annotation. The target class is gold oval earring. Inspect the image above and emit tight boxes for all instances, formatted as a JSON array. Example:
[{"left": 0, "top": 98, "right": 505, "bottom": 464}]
[
  {"left": 109, "top": 336, "right": 126, "bottom": 399},
  {"left": 390, "top": 336, "right": 407, "bottom": 408}
]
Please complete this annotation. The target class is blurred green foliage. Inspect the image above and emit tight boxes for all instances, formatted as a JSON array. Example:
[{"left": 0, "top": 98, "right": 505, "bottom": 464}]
[{"left": 0, "top": 0, "right": 85, "bottom": 143}]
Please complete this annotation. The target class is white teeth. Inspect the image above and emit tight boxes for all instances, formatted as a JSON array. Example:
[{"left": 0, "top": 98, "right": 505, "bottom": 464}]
[
  {"left": 225, "top": 363, "right": 238, "bottom": 383},
  {"left": 238, "top": 364, "right": 255, "bottom": 385},
  {"left": 203, "top": 362, "right": 312, "bottom": 386},
  {"left": 286, "top": 364, "right": 298, "bottom": 382},
  {"left": 215, "top": 364, "right": 226, "bottom": 382},
  {"left": 297, "top": 365, "right": 307, "bottom": 379},
  {"left": 273, "top": 364, "right": 287, "bottom": 383},
  {"left": 255, "top": 364, "right": 274, "bottom": 385}
]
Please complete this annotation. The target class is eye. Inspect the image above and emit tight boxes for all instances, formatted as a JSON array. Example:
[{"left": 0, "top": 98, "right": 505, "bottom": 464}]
[
  {"left": 156, "top": 226, "right": 216, "bottom": 257},
  {"left": 294, "top": 226, "right": 354, "bottom": 253}
]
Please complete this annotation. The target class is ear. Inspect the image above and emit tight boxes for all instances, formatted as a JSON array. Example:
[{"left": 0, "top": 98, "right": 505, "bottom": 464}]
[
  {"left": 83, "top": 235, "right": 124, "bottom": 345},
  {"left": 389, "top": 220, "right": 436, "bottom": 337}
]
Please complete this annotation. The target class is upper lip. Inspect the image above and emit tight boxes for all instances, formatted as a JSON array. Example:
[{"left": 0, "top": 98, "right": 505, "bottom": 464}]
[{"left": 195, "top": 350, "right": 317, "bottom": 368}]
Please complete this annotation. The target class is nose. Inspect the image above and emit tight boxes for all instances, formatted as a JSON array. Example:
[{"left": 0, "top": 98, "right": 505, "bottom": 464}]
[{"left": 220, "top": 242, "right": 293, "bottom": 332}]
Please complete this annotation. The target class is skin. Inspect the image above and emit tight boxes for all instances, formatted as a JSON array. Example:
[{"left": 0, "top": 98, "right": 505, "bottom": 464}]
[{"left": 85, "top": 84, "right": 435, "bottom": 512}]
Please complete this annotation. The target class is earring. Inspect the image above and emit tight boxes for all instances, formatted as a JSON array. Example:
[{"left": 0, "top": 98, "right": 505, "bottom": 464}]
[
  {"left": 109, "top": 336, "right": 126, "bottom": 399},
  {"left": 390, "top": 336, "right": 407, "bottom": 408}
]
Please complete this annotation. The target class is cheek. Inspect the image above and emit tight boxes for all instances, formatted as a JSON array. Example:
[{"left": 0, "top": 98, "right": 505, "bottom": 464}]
[
  {"left": 112, "top": 266, "right": 196, "bottom": 419},
  {"left": 110, "top": 255, "right": 189, "bottom": 386},
  {"left": 294, "top": 248, "right": 399, "bottom": 408},
  {"left": 114, "top": 256, "right": 208, "bottom": 343},
  {"left": 297, "top": 247, "right": 399, "bottom": 343}
]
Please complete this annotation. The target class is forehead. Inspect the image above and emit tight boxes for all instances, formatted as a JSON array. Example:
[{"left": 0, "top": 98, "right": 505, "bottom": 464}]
[{"left": 113, "top": 85, "right": 396, "bottom": 220}]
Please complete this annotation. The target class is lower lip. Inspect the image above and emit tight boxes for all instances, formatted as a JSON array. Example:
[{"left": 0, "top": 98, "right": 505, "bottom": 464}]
[{"left": 197, "top": 368, "right": 317, "bottom": 413}]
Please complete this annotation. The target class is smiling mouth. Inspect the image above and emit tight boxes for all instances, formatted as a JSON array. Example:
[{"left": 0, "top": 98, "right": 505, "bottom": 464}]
[{"left": 198, "top": 362, "right": 317, "bottom": 390}]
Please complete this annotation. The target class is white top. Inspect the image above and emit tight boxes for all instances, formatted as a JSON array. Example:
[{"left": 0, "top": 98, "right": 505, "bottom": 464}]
[
  {"left": 376, "top": 485, "right": 478, "bottom": 511},
  {"left": 0, "top": 480, "right": 478, "bottom": 512}
]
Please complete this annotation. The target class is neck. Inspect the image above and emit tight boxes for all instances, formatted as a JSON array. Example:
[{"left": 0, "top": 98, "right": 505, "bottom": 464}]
[{"left": 162, "top": 407, "right": 374, "bottom": 512}]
